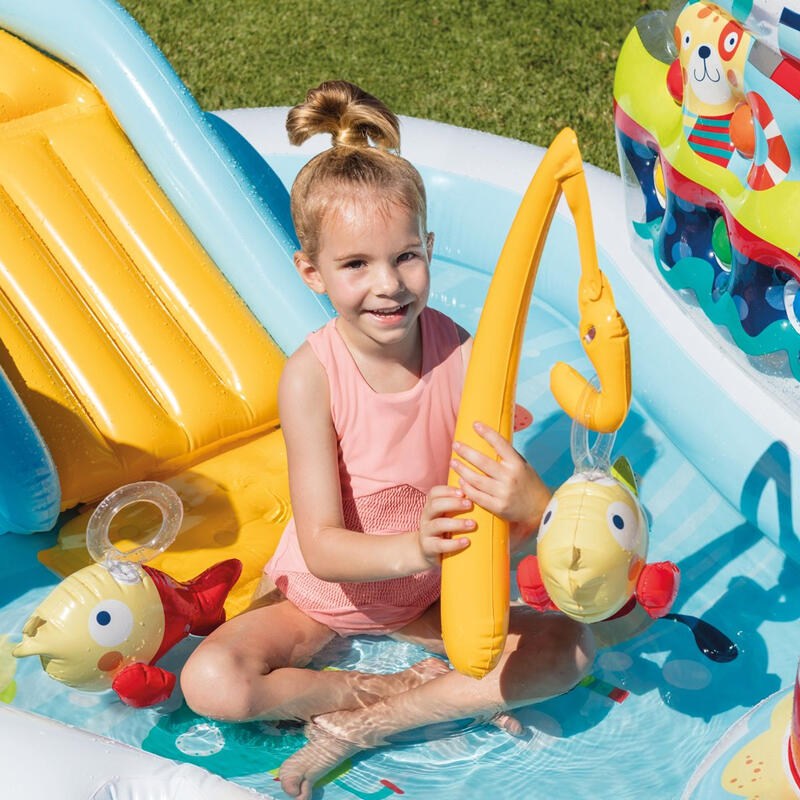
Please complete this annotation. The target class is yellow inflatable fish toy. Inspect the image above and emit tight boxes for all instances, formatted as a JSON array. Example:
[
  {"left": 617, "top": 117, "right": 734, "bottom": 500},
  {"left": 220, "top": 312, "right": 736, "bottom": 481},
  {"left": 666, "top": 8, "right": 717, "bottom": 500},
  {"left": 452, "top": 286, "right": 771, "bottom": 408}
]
[
  {"left": 13, "top": 482, "right": 241, "bottom": 707},
  {"left": 517, "top": 456, "right": 679, "bottom": 625}
]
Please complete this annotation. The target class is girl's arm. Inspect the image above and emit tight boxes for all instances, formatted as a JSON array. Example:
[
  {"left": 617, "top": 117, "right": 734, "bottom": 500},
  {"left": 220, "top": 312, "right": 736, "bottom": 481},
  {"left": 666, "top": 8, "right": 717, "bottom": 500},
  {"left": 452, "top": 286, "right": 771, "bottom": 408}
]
[{"left": 279, "top": 344, "right": 469, "bottom": 582}]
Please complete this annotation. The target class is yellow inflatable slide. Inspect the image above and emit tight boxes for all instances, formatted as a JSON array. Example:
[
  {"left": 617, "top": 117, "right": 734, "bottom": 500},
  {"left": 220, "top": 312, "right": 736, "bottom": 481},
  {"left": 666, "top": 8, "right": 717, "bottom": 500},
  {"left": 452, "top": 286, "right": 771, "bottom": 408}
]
[{"left": 0, "top": 29, "right": 291, "bottom": 614}]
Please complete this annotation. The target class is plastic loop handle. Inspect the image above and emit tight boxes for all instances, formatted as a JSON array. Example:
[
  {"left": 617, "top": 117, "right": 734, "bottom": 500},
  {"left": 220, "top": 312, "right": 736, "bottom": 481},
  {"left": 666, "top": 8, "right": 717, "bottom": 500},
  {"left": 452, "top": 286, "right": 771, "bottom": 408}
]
[
  {"left": 570, "top": 375, "right": 617, "bottom": 473},
  {"left": 87, "top": 482, "right": 183, "bottom": 583}
]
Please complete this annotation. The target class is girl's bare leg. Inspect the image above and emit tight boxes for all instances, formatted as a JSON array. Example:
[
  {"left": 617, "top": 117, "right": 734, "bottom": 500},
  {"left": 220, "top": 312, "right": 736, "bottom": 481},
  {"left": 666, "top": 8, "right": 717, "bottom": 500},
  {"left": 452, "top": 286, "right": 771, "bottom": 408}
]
[
  {"left": 180, "top": 589, "right": 449, "bottom": 723},
  {"left": 278, "top": 607, "right": 595, "bottom": 800},
  {"left": 390, "top": 601, "right": 524, "bottom": 735}
]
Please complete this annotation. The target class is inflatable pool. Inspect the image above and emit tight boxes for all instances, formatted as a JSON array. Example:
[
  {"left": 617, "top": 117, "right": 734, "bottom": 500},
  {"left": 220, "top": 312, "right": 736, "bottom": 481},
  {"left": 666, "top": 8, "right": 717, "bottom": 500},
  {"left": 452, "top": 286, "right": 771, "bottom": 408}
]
[{"left": 2, "top": 1, "right": 800, "bottom": 798}]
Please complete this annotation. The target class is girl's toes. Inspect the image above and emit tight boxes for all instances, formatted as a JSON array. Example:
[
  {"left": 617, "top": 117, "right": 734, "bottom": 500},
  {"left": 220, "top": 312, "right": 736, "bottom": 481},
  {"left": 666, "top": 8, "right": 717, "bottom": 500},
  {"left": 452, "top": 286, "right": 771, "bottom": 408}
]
[
  {"left": 279, "top": 769, "right": 308, "bottom": 799},
  {"left": 489, "top": 710, "right": 525, "bottom": 738}
]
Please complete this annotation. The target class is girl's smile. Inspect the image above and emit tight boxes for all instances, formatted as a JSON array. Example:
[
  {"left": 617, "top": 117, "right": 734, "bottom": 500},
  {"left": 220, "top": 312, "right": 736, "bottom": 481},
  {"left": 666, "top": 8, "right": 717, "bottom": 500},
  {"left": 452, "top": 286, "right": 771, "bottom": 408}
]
[{"left": 364, "top": 302, "right": 410, "bottom": 324}]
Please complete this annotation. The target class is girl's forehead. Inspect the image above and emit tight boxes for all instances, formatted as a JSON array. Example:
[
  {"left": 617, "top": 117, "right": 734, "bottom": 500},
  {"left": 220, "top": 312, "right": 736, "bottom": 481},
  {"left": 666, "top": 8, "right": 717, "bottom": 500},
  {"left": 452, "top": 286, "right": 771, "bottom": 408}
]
[{"left": 321, "top": 193, "right": 424, "bottom": 239}]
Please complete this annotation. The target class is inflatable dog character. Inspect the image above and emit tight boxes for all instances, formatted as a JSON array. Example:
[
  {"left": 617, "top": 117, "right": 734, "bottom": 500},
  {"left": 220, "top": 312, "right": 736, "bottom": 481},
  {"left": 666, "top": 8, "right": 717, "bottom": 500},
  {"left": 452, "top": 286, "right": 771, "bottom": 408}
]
[{"left": 667, "top": 1, "right": 791, "bottom": 189}]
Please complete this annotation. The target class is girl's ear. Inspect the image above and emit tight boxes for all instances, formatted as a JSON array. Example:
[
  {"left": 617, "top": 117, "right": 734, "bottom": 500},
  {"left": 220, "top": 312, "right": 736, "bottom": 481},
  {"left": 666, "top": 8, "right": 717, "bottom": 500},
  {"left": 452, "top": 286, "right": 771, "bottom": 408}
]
[
  {"left": 294, "top": 250, "right": 326, "bottom": 294},
  {"left": 426, "top": 231, "right": 435, "bottom": 262}
]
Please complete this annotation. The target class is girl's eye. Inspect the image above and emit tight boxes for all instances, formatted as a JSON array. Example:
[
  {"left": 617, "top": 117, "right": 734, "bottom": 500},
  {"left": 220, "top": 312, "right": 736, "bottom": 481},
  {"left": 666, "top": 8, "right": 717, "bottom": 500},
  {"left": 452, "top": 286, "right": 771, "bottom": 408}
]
[
  {"left": 397, "top": 252, "right": 418, "bottom": 263},
  {"left": 88, "top": 599, "right": 134, "bottom": 647},
  {"left": 344, "top": 260, "right": 365, "bottom": 270}
]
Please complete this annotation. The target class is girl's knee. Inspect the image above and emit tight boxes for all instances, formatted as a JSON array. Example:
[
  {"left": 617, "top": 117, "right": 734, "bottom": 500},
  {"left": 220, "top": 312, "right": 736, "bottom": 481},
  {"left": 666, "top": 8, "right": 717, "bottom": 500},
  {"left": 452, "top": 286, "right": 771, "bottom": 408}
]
[
  {"left": 552, "top": 616, "right": 596, "bottom": 690},
  {"left": 180, "top": 644, "right": 261, "bottom": 721},
  {"left": 510, "top": 612, "right": 595, "bottom": 696}
]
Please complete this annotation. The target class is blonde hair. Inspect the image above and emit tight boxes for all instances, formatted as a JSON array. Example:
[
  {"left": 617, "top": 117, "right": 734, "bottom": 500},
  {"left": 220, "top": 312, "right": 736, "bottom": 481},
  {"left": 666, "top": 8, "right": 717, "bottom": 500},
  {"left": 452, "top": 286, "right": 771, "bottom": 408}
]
[{"left": 287, "top": 81, "right": 427, "bottom": 259}]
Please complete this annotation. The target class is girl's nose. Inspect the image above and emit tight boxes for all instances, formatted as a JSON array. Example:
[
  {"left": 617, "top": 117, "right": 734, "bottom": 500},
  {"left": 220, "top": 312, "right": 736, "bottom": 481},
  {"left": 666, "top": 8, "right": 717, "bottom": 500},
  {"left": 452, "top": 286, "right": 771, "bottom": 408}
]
[{"left": 375, "top": 263, "right": 403, "bottom": 295}]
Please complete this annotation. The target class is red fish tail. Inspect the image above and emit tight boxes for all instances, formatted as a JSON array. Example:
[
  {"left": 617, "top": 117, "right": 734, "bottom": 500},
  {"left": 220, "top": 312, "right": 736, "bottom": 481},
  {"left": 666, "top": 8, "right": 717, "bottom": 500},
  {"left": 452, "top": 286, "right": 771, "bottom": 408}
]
[
  {"left": 184, "top": 558, "right": 243, "bottom": 635},
  {"left": 143, "top": 559, "right": 243, "bottom": 662}
]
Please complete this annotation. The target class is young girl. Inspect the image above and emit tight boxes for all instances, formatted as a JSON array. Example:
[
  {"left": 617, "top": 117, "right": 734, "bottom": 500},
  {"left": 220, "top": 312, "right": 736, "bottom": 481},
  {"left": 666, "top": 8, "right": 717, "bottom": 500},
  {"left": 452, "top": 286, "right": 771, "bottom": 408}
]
[{"left": 181, "top": 81, "right": 595, "bottom": 800}]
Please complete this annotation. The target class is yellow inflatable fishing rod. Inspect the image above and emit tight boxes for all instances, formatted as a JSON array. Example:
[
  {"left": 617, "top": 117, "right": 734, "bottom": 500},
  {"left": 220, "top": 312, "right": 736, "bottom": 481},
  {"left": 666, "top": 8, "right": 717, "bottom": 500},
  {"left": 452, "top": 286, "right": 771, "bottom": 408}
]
[{"left": 441, "top": 128, "right": 631, "bottom": 678}]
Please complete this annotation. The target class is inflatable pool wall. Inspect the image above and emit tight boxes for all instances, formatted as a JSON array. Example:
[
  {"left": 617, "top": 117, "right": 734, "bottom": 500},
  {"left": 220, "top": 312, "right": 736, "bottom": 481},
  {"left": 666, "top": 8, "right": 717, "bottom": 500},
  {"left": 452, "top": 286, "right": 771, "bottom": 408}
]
[{"left": 615, "top": 0, "right": 800, "bottom": 379}]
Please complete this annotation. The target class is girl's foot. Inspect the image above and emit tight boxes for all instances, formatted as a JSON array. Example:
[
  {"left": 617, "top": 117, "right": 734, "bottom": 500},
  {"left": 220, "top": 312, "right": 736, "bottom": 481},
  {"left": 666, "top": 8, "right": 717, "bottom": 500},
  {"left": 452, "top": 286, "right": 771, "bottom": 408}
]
[
  {"left": 278, "top": 718, "right": 363, "bottom": 800},
  {"left": 279, "top": 658, "right": 450, "bottom": 798},
  {"left": 355, "top": 657, "right": 450, "bottom": 706},
  {"left": 488, "top": 710, "right": 525, "bottom": 737}
]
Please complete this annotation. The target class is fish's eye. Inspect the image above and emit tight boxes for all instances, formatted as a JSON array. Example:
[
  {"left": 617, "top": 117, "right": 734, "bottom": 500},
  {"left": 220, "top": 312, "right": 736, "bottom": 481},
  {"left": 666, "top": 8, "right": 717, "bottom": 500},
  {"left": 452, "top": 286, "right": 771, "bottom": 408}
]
[
  {"left": 537, "top": 497, "right": 558, "bottom": 542},
  {"left": 606, "top": 500, "right": 640, "bottom": 552},
  {"left": 88, "top": 599, "right": 134, "bottom": 647}
]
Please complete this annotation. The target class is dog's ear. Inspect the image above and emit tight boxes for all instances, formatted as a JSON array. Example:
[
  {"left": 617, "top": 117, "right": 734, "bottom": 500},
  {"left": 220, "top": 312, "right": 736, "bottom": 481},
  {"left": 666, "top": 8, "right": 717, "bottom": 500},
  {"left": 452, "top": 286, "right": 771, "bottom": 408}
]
[{"left": 667, "top": 59, "right": 684, "bottom": 105}]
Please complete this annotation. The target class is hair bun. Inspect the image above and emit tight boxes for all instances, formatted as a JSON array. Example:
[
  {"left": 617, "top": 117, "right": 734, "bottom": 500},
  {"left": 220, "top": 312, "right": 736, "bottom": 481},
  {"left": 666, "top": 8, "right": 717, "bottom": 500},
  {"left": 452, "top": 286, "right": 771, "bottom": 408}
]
[{"left": 286, "top": 80, "right": 400, "bottom": 151}]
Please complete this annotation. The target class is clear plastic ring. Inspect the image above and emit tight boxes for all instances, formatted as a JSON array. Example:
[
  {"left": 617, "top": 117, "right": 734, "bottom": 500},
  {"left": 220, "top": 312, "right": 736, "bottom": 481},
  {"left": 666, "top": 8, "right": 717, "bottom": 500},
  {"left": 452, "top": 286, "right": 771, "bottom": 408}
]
[{"left": 86, "top": 482, "right": 183, "bottom": 582}]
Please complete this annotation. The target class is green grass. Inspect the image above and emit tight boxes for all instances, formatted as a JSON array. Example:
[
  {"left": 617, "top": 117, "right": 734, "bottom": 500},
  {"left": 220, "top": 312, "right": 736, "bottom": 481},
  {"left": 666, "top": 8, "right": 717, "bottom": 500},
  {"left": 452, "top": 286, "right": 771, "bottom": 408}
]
[{"left": 119, "top": 0, "right": 670, "bottom": 172}]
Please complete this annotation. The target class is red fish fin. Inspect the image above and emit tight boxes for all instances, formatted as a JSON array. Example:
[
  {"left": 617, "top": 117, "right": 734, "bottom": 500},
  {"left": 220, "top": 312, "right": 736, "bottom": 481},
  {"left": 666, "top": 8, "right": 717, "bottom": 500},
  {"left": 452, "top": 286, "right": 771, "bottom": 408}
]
[
  {"left": 517, "top": 556, "right": 558, "bottom": 612},
  {"left": 185, "top": 558, "right": 243, "bottom": 635},
  {"left": 667, "top": 59, "right": 684, "bottom": 105},
  {"left": 636, "top": 561, "right": 680, "bottom": 619},
  {"left": 112, "top": 663, "right": 176, "bottom": 707}
]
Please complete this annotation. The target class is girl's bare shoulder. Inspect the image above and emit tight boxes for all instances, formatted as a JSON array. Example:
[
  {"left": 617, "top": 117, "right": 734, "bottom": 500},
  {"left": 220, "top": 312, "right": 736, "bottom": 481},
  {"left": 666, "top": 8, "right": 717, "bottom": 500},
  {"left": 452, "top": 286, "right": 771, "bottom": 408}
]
[{"left": 278, "top": 341, "right": 330, "bottom": 416}]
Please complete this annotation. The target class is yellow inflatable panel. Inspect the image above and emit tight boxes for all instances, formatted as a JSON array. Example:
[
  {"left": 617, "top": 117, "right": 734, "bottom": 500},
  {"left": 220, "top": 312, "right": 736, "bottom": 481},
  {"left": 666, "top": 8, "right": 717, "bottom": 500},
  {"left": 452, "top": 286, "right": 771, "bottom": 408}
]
[
  {"left": 0, "top": 30, "right": 286, "bottom": 510},
  {"left": 442, "top": 129, "right": 631, "bottom": 677},
  {"left": 41, "top": 429, "right": 291, "bottom": 617}
]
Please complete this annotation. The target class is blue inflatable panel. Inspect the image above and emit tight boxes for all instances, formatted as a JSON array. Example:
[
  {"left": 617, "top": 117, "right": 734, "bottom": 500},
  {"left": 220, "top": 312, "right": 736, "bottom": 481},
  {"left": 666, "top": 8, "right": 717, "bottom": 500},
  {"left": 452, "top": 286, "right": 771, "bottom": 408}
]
[
  {"left": 0, "top": 0, "right": 331, "bottom": 356},
  {"left": 0, "top": 364, "right": 59, "bottom": 534},
  {"left": 203, "top": 113, "right": 299, "bottom": 252}
]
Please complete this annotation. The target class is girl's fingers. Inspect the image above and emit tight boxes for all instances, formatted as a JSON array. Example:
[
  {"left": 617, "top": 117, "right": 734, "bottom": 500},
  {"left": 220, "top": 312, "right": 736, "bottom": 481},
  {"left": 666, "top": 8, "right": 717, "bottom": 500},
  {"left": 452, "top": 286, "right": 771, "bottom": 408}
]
[
  {"left": 450, "top": 458, "right": 495, "bottom": 494},
  {"left": 452, "top": 441, "right": 501, "bottom": 477},
  {"left": 472, "top": 421, "right": 521, "bottom": 463},
  {"left": 458, "top": 478, "right": 501, "bottom": 516},
  {"left": 425, "top": 517, "right": 476, "bottom": 535},
  {"left": 428, "top": 484, "right": 465, "bottom": 500},
  {"left": 426, "top": 495, "right": 473, "bottom": 518},
  {"left": 431, "top": 536, "right": 471, "bottom": 554}
]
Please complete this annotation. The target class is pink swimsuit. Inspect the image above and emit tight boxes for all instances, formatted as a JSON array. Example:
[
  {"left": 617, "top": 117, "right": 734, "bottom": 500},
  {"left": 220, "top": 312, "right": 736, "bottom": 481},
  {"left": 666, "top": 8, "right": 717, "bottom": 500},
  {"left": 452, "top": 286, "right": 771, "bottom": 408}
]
[{"left": 265, "top": 307, "right": 466, "bottom": 636}]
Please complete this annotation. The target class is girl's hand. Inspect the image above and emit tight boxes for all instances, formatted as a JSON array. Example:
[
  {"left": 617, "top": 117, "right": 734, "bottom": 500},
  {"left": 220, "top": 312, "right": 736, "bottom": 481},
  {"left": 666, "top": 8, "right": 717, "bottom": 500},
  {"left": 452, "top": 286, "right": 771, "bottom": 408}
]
[
  {"left": 416, "top": 485, "right": 475, "bottom": 568},
  {"left": 451, "top": 422, "right": 551, "bottom": 540}
]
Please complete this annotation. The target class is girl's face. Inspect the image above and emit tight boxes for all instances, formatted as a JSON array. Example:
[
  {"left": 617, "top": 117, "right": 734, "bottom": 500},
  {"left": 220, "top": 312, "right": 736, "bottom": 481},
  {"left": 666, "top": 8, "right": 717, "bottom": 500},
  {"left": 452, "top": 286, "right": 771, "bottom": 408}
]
[{"left": 296, "top": 194, "right": 433, "bottom": 353}]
